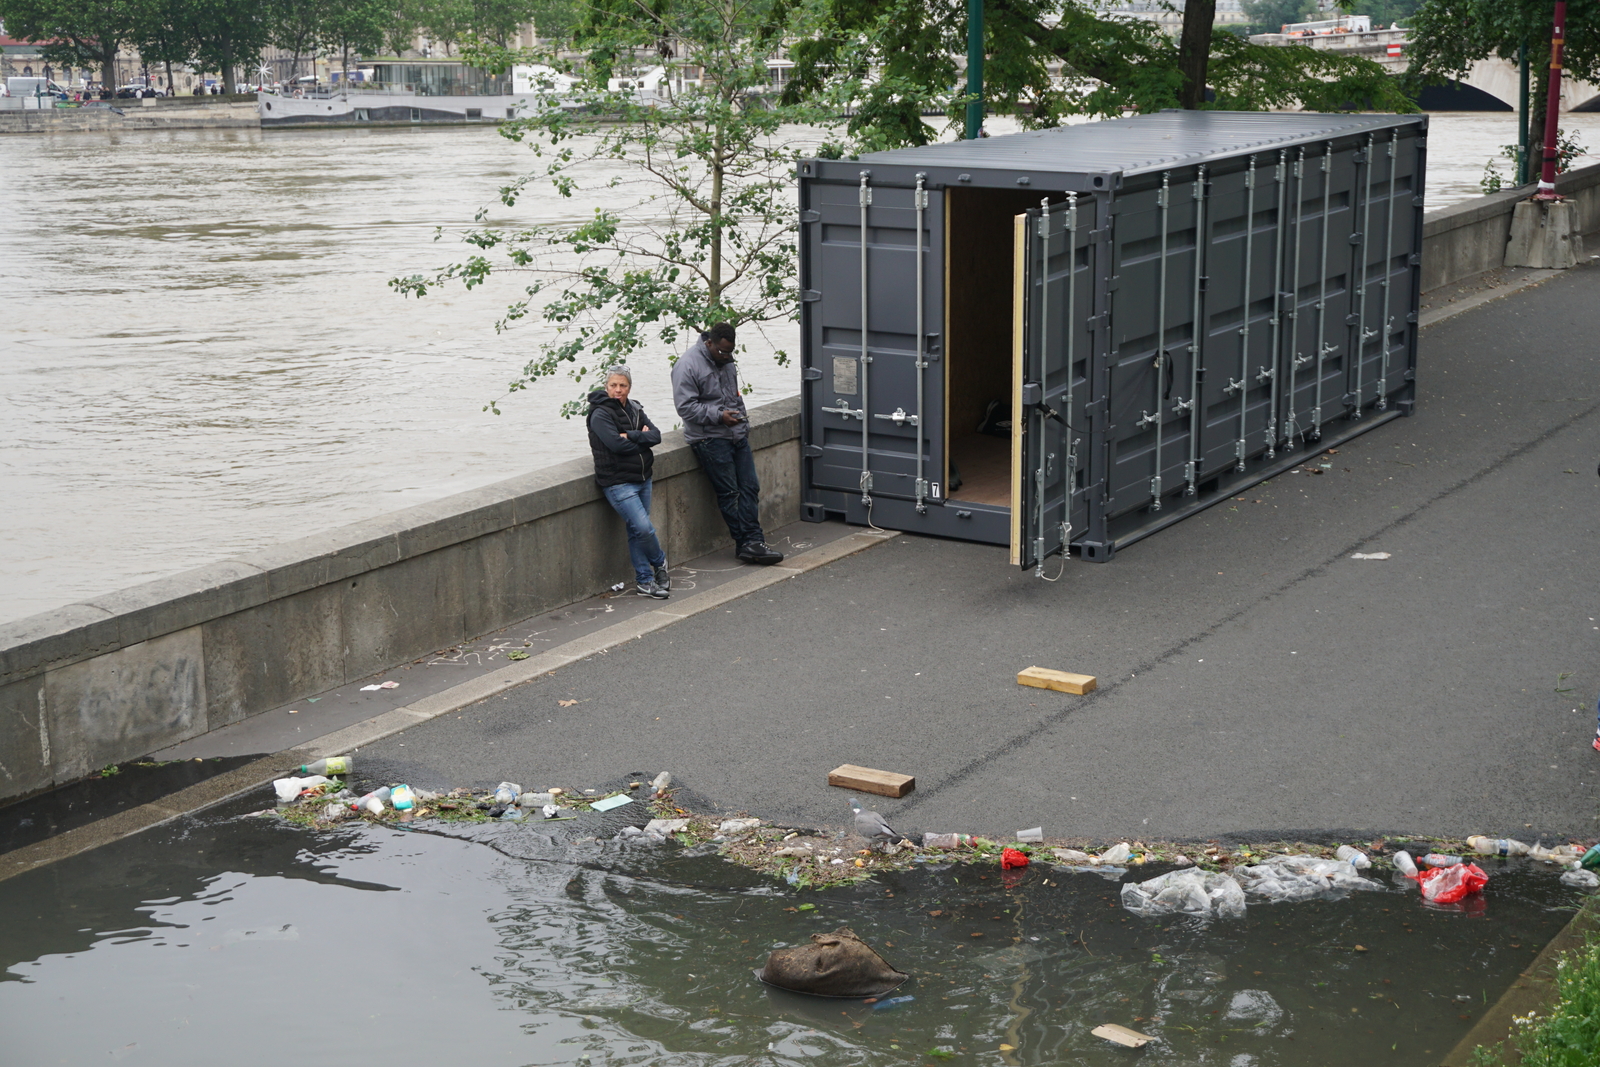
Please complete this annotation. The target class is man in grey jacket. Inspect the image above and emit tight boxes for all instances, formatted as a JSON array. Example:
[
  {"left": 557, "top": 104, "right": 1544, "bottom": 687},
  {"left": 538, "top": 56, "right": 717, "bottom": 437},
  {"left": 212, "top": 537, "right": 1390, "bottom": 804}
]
[{"left": 671, "top": 322, "right": 783, "bottom": 564}]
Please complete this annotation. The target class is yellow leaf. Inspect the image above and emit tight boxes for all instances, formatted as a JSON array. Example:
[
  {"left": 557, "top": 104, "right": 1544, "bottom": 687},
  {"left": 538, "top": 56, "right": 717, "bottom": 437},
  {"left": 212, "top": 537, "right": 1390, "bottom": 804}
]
[
  {"left": 559, "top": 699, "right": 579, "bottom": 707},
  {"left": 999, "top": 1044, "right": 1016, "bottom": 1051}
]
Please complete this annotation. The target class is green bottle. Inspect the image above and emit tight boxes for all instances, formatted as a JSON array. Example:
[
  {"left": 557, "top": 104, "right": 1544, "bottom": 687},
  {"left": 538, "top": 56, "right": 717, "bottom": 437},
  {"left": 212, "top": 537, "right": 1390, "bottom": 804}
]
[
  {"left": 299, "top": 756, "right": 351, "bottom": 776},
  {"left": 1582, "top": 843, "right": 1600, "bottom": 871}
]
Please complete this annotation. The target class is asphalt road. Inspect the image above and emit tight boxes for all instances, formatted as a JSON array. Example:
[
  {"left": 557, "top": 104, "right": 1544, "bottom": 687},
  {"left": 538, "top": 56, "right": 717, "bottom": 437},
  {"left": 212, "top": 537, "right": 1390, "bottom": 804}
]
[{"left": 362, "top": 266, "right": 1600, "bottom": 846}]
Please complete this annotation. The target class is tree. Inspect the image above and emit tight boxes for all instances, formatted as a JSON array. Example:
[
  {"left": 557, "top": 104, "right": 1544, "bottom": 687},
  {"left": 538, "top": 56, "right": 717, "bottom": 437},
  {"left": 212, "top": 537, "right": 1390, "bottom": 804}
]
[
  {"left": 132, "top": 0, "right": 193, "bottom": 93},
  {"left": 784, "top": 0, "right": 1413, "bottom": 150},
  {"left": 1405, "top": 0, "right": 1600, "bottom": 178},
  {"left": 382, "top": 0, "right": 422, "bottom": 58},
  {"left": 272, "top": 0, "right": 326, "bottom": 80},
  {"left": 186, "top": 0, "right": 274, "bottom": 93},
  {"left": 0, "top": 0, "right": 142, "bottom": 88},
  {"left": 469, "top": 0, "right": 537, "bottom": 47},
  {"left": 323, "top": 0, "right": 388, "bottom": 87},
  {"left": 421, "top": 0, "right": 472, "bottom": 54},
  {"left": 526, "top": 0, "right": 580, "bottom": 40},
  {"left": 393, "top": 0, "right": 839, "bottom": 415}
]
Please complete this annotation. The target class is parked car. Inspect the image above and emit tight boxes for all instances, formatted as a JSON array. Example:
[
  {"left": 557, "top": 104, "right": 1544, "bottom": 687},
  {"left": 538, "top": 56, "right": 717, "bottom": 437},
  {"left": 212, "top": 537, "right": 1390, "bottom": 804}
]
[{"left": 115, "top": 84, "right": 163, "bottom": 99}]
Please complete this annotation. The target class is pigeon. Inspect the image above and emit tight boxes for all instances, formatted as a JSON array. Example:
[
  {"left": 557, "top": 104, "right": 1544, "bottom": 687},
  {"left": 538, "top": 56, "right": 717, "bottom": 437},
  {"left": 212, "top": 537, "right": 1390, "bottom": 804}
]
[{"left": 848, "top": 797, "right": 901, "bottom": 844}]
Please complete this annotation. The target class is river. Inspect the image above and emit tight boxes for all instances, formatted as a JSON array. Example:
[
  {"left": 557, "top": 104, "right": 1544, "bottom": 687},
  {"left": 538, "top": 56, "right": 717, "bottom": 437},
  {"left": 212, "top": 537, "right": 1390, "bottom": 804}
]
[{"left": 2, "top": 111, "right": 1596, "bottom": 624}]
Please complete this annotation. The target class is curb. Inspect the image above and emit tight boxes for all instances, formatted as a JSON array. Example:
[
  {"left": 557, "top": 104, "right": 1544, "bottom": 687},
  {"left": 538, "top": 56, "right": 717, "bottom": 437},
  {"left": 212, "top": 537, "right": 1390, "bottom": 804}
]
[
  {"left": 1419, "top": 267, "right": 1568, "bottom": 331},
  {"left": 1439, "top": 894, "right": 1600, "bottom": 1066},
  {"left": 0, "top": 528, "right": 898, "bottom": 883}
]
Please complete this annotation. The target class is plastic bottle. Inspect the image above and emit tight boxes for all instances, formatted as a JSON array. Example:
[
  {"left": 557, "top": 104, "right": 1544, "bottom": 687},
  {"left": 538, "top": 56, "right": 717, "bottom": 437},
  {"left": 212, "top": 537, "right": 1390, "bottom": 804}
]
[
  {"left": 1421, "top": 853, "right": 1462, "bottom": 868},
  {"left": 871, "top": 996, "right": 915, "bottom": 1011},
  {"left": 1394, "top": 850, "right": 1419, "bottom": 877},
  {"left": 1098, "top": 842, "right": 1133, "bottom": 865},
  {"left": 1467, "top": 836, "right": 1531, "bottom": 857},
  {"left": 1582, "top": 844, "right": 1600, "bottom": 871},
  {"left": 391, "top": 784, "right": 416, "bottom": 811},
  {"left": 1335, "top": 845, "right": 1372, "bottom": 869},
  {"left": 493, "top": 782, "right": 520, "bottom": 806},
  {"left": 922, "top": 833, "right": 974, "bottom": 849},
  {"left": 298, "top": 757, "right": 351, "bottom": 776},
  {"left": 350, "top": 786, "right": 391, "bottom": 812},
  {"left": 652, "top": 771, "right": 672, "bottom": 792}
]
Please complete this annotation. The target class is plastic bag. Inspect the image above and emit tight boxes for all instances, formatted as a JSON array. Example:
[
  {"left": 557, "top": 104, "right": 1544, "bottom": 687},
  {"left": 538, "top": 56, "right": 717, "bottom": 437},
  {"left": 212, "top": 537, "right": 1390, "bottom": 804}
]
[
  {"left": 1418, "top": 862, "right": 1488, "bottom": 903},
  {"left": 1559, "top": 869, "right": 1599, "bottom": 890},
  {"left": 1230, "top": 854, "right": 1379, "bottom": 903},
  {"left": 1121, "top": 869, "right": 1246, "bottom": 920},
  {"left": 1000, "top": 847, "right": 1030, "bottom": 870}
]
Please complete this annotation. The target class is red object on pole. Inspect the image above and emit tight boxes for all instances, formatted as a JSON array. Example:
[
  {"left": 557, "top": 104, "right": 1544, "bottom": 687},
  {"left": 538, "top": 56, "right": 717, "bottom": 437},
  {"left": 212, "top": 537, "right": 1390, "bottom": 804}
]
[{"left": 1536, "top": 0, "right": 1567, "bottom": 199}]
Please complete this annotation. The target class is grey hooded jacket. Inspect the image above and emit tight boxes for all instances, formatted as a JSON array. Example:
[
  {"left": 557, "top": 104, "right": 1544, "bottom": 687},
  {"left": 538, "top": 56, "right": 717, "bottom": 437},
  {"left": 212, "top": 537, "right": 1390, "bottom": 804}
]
[{"left": 671, "top": 338, "right": 747, "bottom": 443}]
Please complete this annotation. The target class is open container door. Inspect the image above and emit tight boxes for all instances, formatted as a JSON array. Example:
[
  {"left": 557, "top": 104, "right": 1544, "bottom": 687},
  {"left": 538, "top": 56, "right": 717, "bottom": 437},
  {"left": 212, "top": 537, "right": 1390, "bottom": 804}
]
[{"left": 1010, "top": 197, "right": 1093, "bottom": 573}]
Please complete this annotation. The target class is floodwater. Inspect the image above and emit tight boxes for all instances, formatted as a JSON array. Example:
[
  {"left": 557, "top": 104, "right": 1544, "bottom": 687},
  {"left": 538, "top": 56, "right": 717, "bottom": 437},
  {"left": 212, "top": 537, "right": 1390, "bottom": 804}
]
[
  {"left": 3, "top": 111, "right": 1598, "bottom": 624},
  {"left": 0, "top": 804, "right": 1585, "bottom": 1065}
]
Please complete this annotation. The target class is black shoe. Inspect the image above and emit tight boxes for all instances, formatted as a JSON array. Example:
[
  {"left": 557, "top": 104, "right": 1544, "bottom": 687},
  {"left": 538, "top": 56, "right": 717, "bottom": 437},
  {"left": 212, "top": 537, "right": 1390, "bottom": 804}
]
[
  {"left": 635, "top": 581, "right": 669, "bottom": 599},
  {"left": 737, "top": 541, "right": 784, "bottom": 565},
  {"left": 654, "top": 563, "right": 670, "bottom": 591}
]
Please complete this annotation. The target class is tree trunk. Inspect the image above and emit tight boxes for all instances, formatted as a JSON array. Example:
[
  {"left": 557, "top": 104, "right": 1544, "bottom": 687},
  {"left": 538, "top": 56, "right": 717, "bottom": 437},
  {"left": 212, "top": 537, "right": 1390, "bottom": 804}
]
[
  {"left": 1177, "top": 0, "right": 1216, "bottom": 110},
  {"left": 165, "top": 59, "right": 174, "bottom": 94},
  {"left": 1528, "top": 82, "right": 1547, "bottom": 185},
  {"left": 101, "top": 44, "right": 117, "bottom": 93},
  {"left": 709, "top": 123, "right": 724, "bottom": 306}
]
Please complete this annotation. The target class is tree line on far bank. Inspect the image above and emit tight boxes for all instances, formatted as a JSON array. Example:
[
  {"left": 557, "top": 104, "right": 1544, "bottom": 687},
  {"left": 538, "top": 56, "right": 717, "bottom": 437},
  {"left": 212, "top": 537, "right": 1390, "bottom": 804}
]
[{"left": 0, "top": 0, "right": 581, "bottom": 94}]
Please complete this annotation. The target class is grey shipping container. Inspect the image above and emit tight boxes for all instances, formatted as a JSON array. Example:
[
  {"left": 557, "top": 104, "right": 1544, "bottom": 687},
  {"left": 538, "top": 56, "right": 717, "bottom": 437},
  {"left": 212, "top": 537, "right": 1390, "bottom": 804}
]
[{"left": 796, "top": 110, "right": 1427, "bottom": 572}]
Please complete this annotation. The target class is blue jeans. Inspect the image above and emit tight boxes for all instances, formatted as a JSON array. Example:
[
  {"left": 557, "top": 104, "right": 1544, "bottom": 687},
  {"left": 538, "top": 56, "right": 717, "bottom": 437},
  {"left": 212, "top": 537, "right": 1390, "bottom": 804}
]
[
  {"left": 601, "top": 480, "right": 666, "bottom": 585},
  {"left": 690, "top": 436, "right": 765, "bottom": 548}
]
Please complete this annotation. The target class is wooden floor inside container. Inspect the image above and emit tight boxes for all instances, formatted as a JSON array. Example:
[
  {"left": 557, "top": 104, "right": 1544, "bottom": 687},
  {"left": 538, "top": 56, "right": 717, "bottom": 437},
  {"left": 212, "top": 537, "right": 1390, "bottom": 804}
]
[{"left": 948, "top": 433, "right": 1011, "bottom": 507}]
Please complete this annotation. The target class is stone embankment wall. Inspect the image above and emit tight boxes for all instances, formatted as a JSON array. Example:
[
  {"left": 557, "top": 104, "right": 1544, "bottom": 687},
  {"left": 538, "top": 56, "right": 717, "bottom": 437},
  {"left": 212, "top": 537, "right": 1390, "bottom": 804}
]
[
  {"left": 5, "top": 159, "right": 1600, "bottom": 803},
  {"left": 0, "top": 100, "right": 259, "bottom": 134},
  {"left": 0, "top": 401, "right": 800, "bottom": 800}
]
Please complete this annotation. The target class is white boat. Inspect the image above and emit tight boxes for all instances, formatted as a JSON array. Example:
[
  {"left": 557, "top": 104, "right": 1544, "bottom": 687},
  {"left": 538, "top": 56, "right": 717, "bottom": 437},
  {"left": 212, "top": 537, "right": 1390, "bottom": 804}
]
[{"left": 257, "top": 89, "right": 531, "bottom": 127}]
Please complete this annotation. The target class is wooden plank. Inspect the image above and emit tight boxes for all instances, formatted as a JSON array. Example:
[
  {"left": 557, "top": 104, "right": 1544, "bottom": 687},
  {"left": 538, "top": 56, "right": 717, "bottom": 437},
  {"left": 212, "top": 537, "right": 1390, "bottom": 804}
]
[
  {"left": 1091, "top": 1024, "right": 1152, "bottom": 1048},
  {"left": 1017, "top": 666, "right": 1098, "bottom": 695},
  {"left": 827, "top": 764, "right": 915, "bottom": 799}
]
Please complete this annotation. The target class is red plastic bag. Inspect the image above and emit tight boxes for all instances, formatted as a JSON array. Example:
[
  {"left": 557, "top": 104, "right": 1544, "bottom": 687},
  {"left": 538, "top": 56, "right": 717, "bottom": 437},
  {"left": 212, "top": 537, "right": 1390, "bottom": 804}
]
[
  {"left": 1000, "top": 848, "right": 1030, "bottom": 870},
  {"left": 1418, "top": 862, "right": 1488, "bottom": 903}
]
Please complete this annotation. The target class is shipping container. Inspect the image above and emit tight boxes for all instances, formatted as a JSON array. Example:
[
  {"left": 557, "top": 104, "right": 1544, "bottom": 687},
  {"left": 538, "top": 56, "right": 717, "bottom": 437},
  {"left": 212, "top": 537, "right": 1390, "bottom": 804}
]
[{"left": 796, "top": 110, "right": 1427, "bottom": 572}]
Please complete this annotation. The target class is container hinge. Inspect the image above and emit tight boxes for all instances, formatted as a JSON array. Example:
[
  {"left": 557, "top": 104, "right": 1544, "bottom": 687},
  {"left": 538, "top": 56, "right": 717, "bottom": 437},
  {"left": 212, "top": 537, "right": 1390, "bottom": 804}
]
[
  {"left": 926, "top": 332, "right": 942, "bottom": 354},
  {"left": 801, "top": 209, "right": 821, "bottom": 223},
  {"left": 1020, "top": 382, "right": 1043, "bottom": 407},
  {"left": 1345, "top": 313, "right": 1361, "bottom": 326},
  {"left": 1353, "top": 150, "right": 1368, "bottom": 164},
  {"left": 1106, "top": 275, "right": 1120, "bottom": 293},
  {"left": 873, "top": 407, "right": 919, "bottom": 427},
  {"left": 1088, "top": 226, "right": 1111, "bottom": 242},
  {"left": 803, "top": 444, "right": 824, "bottom": 458},
  {"left": 1348, "top": 232, "right": 1363, "bottom": 245},
  {"left": 801, "top": 289, "right": 822, "bottom": 302},
  {"left": 1405, "top": 310, "right": 1418, "bottom": 324},
  {"left": 1408, "top": 252, "right": 1421, "bottom": 266},
  {"left": 1412, "top": 196, "right": 1425, "bottom": 207},
  {"left": 822, "top": 402, "right": 865, "bottom": 421},
  {"left": 1403, "top": 367, "right": 1415, "bottom": 381},
  {"left": 1087, "top": 313, "right": 1109, "bottom": 332},
  {"left": 1086, "top": 398, "right": 1109, "bottom": 421},
  {"left": 1198, "top": 275, "right": 1210, "bottom": 293},
  {"left": 803, "top": 366, "right": 823, "bottom": 380},
  {"left": 859, "top": 184, "right": 873, "bottom": 207}
]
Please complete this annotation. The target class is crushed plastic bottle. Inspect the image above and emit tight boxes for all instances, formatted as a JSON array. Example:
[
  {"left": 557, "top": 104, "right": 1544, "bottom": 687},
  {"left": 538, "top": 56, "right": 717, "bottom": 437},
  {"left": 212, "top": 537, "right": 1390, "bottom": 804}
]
[
  {"left": 1394, "top": 850, "right": 1419, "bottom": 877},
  {"left": 493, "top": 782, "right": 521, "bottom": 806},
  {"left": 651, "top": 771, "right": 672, "bottom": 792},
  {"left": 519, "top": 792, "right": 554, "bottom": 808},
  {"left": 1335, "top": 845, "right": 1372, "bottom": 869},
  {"left": 871, "top": 996, "right": 915, "bottom": 1011},
  {"left": 1467, "top": 836, "right": 1531, "bottom": 857},
  {"left": 922, "top": 833, "right": 974, "bottom": 849},
  {"left": 298, "top": 757, "right": 351, "bottom": 776},
  {"left": 350, "top": 786, "right": 392, "bottom": 812},
  {"left": 1421, "top": 853, "right": 1462, "bottom": 868}
]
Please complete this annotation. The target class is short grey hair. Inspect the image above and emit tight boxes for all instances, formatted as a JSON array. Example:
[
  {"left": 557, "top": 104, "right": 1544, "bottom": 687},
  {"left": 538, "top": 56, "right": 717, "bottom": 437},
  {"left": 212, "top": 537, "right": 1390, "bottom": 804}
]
[{"left": 603, "top": 364, "right": 633, "bottom": 385}]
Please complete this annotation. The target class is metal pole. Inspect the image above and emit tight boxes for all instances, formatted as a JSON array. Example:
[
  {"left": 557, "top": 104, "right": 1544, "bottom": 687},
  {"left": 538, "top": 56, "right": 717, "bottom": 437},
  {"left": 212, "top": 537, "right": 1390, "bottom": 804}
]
[
  {"left": 1065, "top": 192, "right": 1080, "bottom": 514},
  {"left": 1353, "top": 133, "right": 1375, "bottom": 419},
  {"left": 1284, "top": 147, "right": 1306, "bottom": 448},
  {"left": 1035, "top": 198, "right": 1052, "bottom": 573},
  {"left": 858, "top": 172, "right": 873, "bottom": 506},
  {"left": 1536, "top": 0, "right": 1567, "bottom": 199},
  {"left": 1182, "top": 167, "right": 1207, "bottom": 494},
  {"left": 1146, "top": 174, "right": 1170, "bottom": 508},
  {"left": 1312, "top": 143, "right": 1332, "bottom": 440},
  {"left": 1518, "top": 39, "right": 1531, "bottom": 185},
  {"left": 1377, "top": 130, "right": 1398, "bottom": 410},
  {"left": 965, "top": 0, "right": 984, "bottom": 139},
  {"left": 1264, "top": 150, "right": 1286, "bottom": 458},
  {"left": 914, "top": 173, "right": 928, "bottom": 514},
  {"left": 1231, "top": 156, "right": 1256, "bottom": 473}
]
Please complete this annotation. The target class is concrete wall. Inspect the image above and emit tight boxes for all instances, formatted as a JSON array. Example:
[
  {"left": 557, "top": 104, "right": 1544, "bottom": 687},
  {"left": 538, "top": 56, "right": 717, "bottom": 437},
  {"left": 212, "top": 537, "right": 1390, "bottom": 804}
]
[
  {"left": 0, "top": 102, "right": 258, "bottom": 134},
  {"left": 1422, "top": 159, "right": 1600, "bottom": 291},
  {"left": 0, "top": 399, "right": 800, "bottom": 800}
]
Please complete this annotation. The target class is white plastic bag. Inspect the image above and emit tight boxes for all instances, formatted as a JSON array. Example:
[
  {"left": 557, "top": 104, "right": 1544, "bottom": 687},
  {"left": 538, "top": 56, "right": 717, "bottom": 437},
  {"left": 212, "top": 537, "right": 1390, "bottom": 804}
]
[
  {"left": 1098, "top": 842, "right": 1133, "bottom": 865},
  {"left": 272, "top": 775, "right": 329, "bottom": 802},
  {"left": 1121, "top": 869, "right": 1246, "bottom": 920},
  {"left": 1231, "top": 854, "right": 1381, "bottom": 903},
  {"left": 1560, "top": 869, "right": 1599, "bottom": 890}
]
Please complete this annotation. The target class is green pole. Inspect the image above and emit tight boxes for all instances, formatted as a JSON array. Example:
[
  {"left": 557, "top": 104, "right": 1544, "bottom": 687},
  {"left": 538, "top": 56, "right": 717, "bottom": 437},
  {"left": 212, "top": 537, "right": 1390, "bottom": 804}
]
[
  {"left": 1518, "top": 39, "right": 1531, "bottom": 184},
  {"left": 965, "top": 0, "right": 983, "bottom": 139}
]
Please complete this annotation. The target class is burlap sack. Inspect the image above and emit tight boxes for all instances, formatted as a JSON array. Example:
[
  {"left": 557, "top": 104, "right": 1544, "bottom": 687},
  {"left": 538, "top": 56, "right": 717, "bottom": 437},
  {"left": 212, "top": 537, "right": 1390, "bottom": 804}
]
[{"left": 757, "top": 926, "right": 909, "bottom": 997}]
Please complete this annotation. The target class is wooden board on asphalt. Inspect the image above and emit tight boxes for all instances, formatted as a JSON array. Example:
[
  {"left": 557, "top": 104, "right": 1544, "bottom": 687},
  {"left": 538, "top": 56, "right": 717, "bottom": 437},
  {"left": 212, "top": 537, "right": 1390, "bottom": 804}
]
[
  {"left": 1017, "top": 666, "right": 1098, "bottom": 695},
  {"left": 827, "top": 764, "right": 915, "bottom": 798}
]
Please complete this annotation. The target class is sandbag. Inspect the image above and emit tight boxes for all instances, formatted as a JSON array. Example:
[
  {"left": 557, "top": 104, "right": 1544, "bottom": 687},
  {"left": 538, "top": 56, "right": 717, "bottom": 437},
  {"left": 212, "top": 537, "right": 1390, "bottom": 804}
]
[{"left": 757, "top": 927, "right": 908, "bottom": 997}]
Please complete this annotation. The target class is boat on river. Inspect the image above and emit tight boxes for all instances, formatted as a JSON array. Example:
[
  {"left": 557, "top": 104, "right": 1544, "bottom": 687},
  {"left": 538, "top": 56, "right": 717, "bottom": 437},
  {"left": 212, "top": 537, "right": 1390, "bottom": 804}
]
[{"left": 256, "top": 59, "right": 577, "bottom": 128}]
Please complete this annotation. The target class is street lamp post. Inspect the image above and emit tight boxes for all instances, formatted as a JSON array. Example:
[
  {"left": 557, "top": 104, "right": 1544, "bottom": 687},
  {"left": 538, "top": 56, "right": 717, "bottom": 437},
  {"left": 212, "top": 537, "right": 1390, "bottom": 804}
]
[
  {"left": 1534, "top": 0, "right": 1567, "bottom": 200},
  {"left": 964, "top": 0, "right": 983, "bottom": 140}
]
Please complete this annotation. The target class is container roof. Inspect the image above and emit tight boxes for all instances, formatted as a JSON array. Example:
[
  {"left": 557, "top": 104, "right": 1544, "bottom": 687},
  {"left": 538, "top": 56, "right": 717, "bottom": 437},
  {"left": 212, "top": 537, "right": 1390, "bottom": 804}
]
[{"left": 853, "top": 110, "right": 1424, "bottom": 179}]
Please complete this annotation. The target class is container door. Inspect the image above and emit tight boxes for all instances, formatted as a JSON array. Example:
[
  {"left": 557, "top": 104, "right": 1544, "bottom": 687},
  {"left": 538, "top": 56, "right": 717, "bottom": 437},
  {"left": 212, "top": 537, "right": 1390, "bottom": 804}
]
[
  {"left": 1010, "top": 199, "right": 1093, "bottom": 573},
  {"left": 802, "top": 175, "right": 945, "bottom": 512}
]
